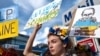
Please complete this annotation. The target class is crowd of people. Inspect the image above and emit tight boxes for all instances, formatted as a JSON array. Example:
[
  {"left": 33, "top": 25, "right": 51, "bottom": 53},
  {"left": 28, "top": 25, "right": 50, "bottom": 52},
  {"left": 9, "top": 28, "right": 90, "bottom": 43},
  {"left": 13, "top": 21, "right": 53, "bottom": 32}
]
[
  {"left": 0, "top": 24, "right": 98, "bottom": 56},
  {"left": 23, "top": 24, "right": 98, "bottom": 56},
  {"left": 0, "top": 46, "right": 18, "bottom": 56}
]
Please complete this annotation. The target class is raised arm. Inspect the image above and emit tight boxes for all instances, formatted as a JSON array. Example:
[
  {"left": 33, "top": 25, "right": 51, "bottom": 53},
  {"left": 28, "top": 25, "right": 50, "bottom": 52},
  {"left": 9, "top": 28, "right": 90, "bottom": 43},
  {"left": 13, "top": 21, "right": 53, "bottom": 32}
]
[{"left": 23, "top": 24, "right": 42, "bottom": 56}]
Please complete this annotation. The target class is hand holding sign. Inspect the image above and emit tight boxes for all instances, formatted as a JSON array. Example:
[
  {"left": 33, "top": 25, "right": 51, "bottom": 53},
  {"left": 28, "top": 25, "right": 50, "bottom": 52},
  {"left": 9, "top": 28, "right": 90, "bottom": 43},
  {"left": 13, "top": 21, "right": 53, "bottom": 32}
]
[{"left": 34, "top": 24, "right": 42, "bottom": 31}]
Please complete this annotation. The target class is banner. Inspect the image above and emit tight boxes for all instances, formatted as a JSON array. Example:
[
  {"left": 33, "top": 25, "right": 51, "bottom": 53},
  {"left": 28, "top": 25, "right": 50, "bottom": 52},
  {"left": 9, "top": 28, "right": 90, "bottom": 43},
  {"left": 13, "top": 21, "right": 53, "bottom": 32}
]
[
  {"left": 24, "top": 0, "right": 62, "bottom": 30},
  {"left": 0, "top": 19, "right": 18, "bottom": 39}
]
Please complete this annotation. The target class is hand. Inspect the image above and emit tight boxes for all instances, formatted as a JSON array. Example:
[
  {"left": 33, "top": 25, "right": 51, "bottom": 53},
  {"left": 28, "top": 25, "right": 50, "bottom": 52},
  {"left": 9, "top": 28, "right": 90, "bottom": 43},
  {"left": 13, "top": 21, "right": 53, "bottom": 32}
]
[{"left": 34, "top": 24, "right": 42, "bottom": 31}]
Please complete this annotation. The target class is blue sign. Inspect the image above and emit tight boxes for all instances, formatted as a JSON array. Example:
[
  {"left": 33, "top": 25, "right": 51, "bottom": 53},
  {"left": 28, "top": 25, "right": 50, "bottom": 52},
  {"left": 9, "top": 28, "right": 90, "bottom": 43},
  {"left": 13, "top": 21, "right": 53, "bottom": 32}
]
[
  {"left": 76, "top": 36, "right": 87, "bottom": 41},
  {"left": 0, "top": 6, "right": 18, "bottom": 22}
]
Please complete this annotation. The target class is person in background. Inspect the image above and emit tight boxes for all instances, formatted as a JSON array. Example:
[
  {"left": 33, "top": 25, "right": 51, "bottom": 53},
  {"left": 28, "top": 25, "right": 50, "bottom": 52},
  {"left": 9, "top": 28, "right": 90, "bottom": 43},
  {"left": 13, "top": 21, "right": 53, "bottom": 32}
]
[
  {"left": 75, "top": 44, "right": 97, "bottom": 56},
  {"left": 2, "top": 48, "right": 18, "bottom": 56}
]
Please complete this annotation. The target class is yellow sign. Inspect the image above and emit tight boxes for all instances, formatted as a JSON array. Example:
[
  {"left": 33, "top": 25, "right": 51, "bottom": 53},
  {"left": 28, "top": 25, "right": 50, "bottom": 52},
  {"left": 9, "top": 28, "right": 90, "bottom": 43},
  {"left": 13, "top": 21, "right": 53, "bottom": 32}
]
[{"left": 0, "top": 19, "right": 18, "bottom": 39}]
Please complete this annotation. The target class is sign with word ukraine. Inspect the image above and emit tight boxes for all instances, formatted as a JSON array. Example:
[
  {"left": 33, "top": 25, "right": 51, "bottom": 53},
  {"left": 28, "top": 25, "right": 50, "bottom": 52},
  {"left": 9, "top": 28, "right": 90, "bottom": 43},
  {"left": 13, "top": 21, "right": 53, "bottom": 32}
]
[{"left": 0, "top": 19, "right": 18, "bottom": 39}]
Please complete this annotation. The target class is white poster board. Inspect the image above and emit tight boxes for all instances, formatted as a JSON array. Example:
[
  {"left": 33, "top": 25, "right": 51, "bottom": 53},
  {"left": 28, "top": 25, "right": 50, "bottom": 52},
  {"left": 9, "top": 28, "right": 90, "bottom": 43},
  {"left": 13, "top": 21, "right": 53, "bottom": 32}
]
[
  {"left": 62, "top": 0, "right": 100, "bottom": 26},
  {"left": 69, "top": 5, "right": 100, "bottom": 38}
]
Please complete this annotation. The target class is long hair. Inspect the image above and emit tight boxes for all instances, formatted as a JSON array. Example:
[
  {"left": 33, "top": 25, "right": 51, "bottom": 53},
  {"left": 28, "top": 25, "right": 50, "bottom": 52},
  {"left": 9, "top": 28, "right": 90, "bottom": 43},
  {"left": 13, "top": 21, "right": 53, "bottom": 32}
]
[{"left": 42, "top": 33, "right": 73, "bottom": 56}]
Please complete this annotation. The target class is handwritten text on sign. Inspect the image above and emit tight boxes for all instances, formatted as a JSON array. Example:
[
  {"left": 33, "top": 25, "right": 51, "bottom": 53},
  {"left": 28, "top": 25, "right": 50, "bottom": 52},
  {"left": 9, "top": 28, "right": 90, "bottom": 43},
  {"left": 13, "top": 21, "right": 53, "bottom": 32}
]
[{"left": 24, "top": 0, "right": 62, "bottom": 29}]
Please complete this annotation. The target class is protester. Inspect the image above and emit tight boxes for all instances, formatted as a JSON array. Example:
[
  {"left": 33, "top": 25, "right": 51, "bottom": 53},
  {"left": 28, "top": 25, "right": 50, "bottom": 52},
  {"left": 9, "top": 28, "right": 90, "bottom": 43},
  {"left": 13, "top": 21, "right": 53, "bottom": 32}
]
[
  {"left": 23, "top": 24, "right": 73, "bottom": 56},
  {"left": 2, "top": 47, "right": 18, "bottom": 56},
  {"left": 75, "top": 44, "right": 97, "bottom": 56}
]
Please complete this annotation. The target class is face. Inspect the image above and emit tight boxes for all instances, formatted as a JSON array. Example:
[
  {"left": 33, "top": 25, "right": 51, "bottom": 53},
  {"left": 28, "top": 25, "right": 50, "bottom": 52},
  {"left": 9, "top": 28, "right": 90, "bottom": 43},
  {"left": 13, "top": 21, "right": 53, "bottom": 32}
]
[
  {"left": 82, "top": 9, "right": 94, "bottom": 18},
  {"left": 48, "top": 35, "right": 66, "bottom": 56}
]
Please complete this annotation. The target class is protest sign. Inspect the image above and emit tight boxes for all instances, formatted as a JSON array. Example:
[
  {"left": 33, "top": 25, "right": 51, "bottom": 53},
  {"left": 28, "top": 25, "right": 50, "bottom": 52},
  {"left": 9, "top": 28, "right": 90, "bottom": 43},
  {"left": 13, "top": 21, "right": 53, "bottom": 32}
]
[
  {"left": 0, "top": 6, "right": 18, "bottom": 22},
  {"left": 0, "top": 19, "right": 18, "bottom": 39},
  {"left": 24, "top": 0, "right": 62, "bottom": 30},
  {"left": 62, "top": 0, "right": 100, "bottom": 26},
  {"left": 77, "top": 38, "right": 97, "bottom": 52},
  {"left": 69, "top": 5, "right": 100, "bottom": 38}
]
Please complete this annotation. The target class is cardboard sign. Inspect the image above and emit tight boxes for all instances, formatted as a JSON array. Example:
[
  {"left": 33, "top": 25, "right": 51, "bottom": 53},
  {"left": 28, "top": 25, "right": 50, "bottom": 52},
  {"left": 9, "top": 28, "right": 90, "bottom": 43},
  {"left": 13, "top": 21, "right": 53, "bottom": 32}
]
[
  {"left": 69, "top": 5, "right": 100, "bottom": 37},
  {"left": 0, "top": 19, "right": 18, "bottom": 39},
  {"left": 24, "top": 0, "right": 62, "bottom": 30},
  {"left": 77, "top": 38, "right": 97, "bottom": 52}
]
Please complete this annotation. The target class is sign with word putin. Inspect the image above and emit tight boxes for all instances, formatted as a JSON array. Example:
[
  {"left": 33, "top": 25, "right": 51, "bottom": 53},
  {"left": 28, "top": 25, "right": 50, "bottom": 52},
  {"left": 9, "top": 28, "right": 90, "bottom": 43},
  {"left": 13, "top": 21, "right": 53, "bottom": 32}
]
[
  {"left": 0, "top": 19, "right": 18, "bottom": 39},
  {"left": 24, "top": 0, "right": 62, "bottom": 30}
]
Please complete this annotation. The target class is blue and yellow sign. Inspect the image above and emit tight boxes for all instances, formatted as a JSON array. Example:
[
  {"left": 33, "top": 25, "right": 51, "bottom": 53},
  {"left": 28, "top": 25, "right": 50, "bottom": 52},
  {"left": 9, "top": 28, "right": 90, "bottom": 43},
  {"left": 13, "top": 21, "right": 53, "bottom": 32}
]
[{"left": 0, "top": 19, "right": 18, "bottom": 39}]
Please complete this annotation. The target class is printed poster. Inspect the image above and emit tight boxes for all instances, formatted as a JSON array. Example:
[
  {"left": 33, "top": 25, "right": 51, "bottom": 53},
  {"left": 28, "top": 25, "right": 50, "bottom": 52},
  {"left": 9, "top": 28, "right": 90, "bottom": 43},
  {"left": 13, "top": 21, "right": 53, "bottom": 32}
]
[{"left": 69, "top": 5, "right": 100, "bottom": 38}]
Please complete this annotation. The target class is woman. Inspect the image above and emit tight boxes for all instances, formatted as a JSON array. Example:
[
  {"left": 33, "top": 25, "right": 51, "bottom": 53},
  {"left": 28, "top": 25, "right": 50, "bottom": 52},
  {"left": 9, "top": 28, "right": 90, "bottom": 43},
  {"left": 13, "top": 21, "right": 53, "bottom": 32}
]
[{"left": 23, "top": 24, "right": 73, "bottom": 56}]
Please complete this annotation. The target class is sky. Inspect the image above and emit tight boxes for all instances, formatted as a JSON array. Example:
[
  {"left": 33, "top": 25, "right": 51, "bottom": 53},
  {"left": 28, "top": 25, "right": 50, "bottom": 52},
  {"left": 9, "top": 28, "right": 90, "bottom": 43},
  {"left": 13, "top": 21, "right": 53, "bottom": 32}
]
[{"left": 0, "top": 0, "right": 82, "bottom": 46}]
